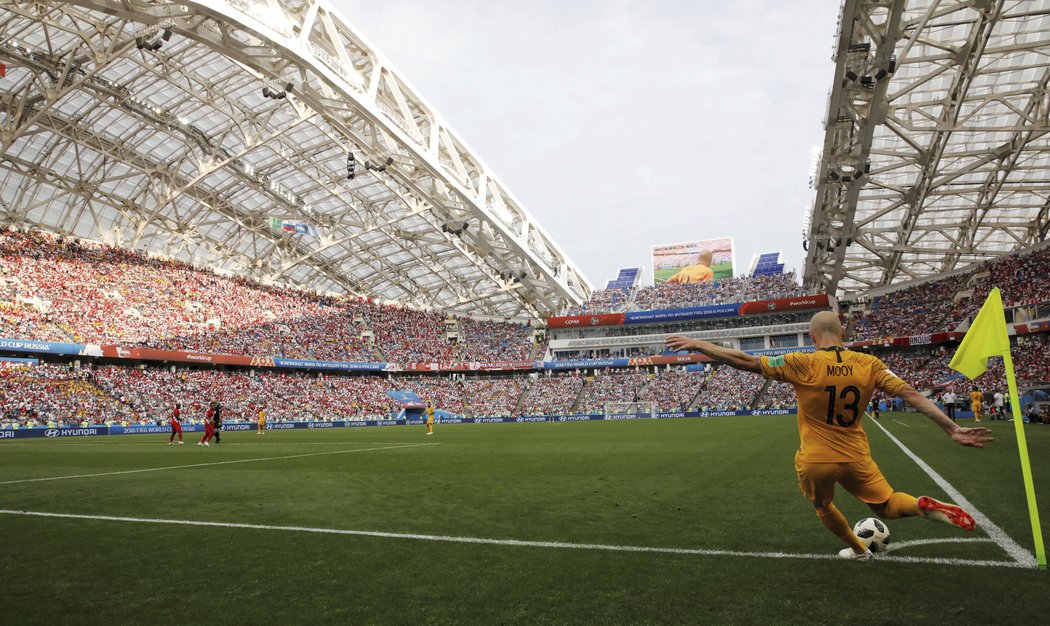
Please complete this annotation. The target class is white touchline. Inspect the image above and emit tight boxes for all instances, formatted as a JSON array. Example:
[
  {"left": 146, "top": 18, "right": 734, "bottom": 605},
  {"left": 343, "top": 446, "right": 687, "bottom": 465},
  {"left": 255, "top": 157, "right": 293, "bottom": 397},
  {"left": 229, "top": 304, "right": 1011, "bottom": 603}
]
[
  {"left": 871, "top": 418, "right": 1038, "bottom": 568},
  {"left": 0, "top": 509, "right": 1029, "bottom": 569},
  {"left": 886, "top": 537, "right": 994, "bottom": 553},
  {"left": 0, "top": 443, "right": 437, "bottom": 486},
  {"left": 892, "top": 420, "right": 912, "bottom": 428}
]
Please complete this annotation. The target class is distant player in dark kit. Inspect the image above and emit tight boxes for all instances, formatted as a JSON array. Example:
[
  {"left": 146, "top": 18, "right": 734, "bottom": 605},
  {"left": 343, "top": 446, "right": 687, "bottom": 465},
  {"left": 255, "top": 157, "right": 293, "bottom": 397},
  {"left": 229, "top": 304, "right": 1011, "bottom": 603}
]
[
  {"left": 168, "top": 403, "right": 184, "bottom": 445},
  {"left": 212, "top": 401, "right": 223, "bottom": 444},
  {"left": 869, "top": 397, "right": 880, "bottom": 420}
]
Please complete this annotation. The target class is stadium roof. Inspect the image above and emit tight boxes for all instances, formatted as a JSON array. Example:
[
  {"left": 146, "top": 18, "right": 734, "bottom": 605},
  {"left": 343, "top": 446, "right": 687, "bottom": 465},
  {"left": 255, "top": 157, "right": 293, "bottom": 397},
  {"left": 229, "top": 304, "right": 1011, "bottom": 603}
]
[
  {"left": 0, "top": 0, "right": 592, "bottom": 318},
  {"left": 804, "top": 0, "right": 1050, "bottom": 297}
]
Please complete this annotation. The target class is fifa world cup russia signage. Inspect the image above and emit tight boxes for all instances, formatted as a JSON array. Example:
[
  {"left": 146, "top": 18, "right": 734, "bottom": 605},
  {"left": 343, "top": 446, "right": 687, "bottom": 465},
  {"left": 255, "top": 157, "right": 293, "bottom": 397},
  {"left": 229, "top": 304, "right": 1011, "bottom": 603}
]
[
  {"left": 546, "top": 294, "right": 831, "bottom": 329},
  {"left": 546, "top": 313, "right": 626, "bottom": 329},
  {"left": 100, "top": 345, "right": 266, "bottom": 367}
]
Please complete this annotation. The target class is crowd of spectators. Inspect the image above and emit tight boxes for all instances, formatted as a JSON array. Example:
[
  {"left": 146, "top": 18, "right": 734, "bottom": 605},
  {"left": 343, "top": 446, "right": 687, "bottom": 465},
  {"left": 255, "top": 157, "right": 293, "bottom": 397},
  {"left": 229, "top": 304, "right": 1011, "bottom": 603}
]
[
  {"left": 754, "top": 381, "right": 796, "bottom": 410},
  {"left": 576, "top": 370, "right": 650, "bottom": 414},
  {"left": 694, "top": 365, "right": 765, "bottom": 411},
  {"left": 519, "top": 373, "right": 585, "bottom": 416},
  {"left": 638, "top": 368, "right": 708, "bottom": 412},
  {"left": 564, "top": 287, "right": 632, "bottom": 316},
  {"left": 456, "top": 317, "right": 534, "bottom": 362},
  {"left": 90, "top": 365, "right": 402, "bottom": 423},
  {"left": 851, "top": 274, "right": 970, "bottom": 341},
  {"left": 851, "top": 247, "right": 1050, "bottom": 341},
  {"left": 462, "top": 377, "right": 527, "bottom": 417},
  {"left": 630, "top": 273, "right": 805, "bottom": 313},
  {"left": 0, "top": 363, "right": 135, "bottom": 428},
  {"left": 395, "top": 376, "right": 466, "bottom": 415},
  {"left": 0, "top": 228, "right": 539, "bottom": 366}
]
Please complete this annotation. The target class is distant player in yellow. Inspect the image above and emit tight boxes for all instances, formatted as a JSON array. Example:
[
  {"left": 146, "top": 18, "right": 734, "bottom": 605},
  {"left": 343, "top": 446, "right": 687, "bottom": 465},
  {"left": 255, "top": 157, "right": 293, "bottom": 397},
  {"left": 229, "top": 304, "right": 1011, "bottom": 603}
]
[
  {"left": 425, "top": 402, "right": 435, "bottom": 435},
  {"left": 666, "top": 250, "right": 714, "bottom": 284},
  {"left": 667, "top": 311, "right": 992, "bottom": 561},
  {"left": 257, "top": 408, "right": 266, "bottom": 435},
  {"left": 969, "top": 387, "right": 983, "bottom": 422}
]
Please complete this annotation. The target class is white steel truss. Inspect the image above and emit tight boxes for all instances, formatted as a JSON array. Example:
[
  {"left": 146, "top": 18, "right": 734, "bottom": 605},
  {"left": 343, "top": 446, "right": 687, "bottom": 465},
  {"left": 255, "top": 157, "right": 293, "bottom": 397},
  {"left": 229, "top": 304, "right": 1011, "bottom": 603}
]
[
  {"left": 0, "top": 0, "right": 592, "bottom": 318},
  {"left": 805, "top": 0, "right": 1050, "bottom": 296}
]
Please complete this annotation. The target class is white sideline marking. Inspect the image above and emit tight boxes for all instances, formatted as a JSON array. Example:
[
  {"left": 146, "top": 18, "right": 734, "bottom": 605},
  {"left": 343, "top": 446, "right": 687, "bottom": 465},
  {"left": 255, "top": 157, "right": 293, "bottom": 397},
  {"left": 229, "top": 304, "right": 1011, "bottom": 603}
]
[
  {"left": 885, "top": 537, "right": 995, "bottom": 553},
  {"left": 0, "top": 509, "right": 1029, "bottom": 569},
  {"left": 892, "top": 419, "right": 912, "bottom": 428},
  {"left": 0, "top": 510, "right": 1024, "bottom": 571},
  {"left": 870, "top": 418, "right": 1038, "bottom": 568},
  {"left": 0, "top": 443, "right": 437, "bottom": 486}
]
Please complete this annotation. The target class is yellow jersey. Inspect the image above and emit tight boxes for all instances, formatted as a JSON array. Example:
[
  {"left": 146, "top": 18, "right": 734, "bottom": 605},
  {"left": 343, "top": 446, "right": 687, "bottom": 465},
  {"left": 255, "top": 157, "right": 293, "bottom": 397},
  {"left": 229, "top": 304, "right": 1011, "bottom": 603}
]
[
  {"left": 258, "top": 410, "right": 266, "bottom": 423},
  {"left": 426, "top": 406, "right": 435, "bottom": 423},
  {"left": 759, "top": 348, "right": 908, "bottom": 463},
  {"left": 667, "top": 264, "right": 713, "bottom": 284},
  {"left": 970, "top": 391, "right": 982, "bottom": 407}
]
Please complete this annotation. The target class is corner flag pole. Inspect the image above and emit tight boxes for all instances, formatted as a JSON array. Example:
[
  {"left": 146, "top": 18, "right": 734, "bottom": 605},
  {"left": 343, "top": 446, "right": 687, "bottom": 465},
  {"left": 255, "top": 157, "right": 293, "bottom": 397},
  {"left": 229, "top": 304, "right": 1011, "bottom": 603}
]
[
  {"left": 948, "top": 287, "right": 1045, "bottom": 569},
  {"left": 1003, "top": 350, "right": 1046, "bottom": 570}
]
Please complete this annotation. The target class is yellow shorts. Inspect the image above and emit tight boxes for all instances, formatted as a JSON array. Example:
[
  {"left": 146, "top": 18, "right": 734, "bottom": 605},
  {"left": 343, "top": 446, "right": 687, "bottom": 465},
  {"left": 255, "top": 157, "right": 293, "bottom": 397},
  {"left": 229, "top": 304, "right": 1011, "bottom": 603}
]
[{"left": 794, "top": 452, "right": 893, "bottom": 506}]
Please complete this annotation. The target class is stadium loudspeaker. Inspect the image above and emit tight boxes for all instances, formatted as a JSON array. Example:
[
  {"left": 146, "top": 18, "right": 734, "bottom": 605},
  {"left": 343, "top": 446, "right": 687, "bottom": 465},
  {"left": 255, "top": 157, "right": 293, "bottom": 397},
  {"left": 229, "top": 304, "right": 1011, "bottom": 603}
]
[
  {"left": 875, "top": 69, "right": 887, "bottom": 80},
  {"left": 161, "top": 28, "right": 172, "bottom": 41},
  {"left": 845, "top": 70, "right": 858, "bottom": 82}
]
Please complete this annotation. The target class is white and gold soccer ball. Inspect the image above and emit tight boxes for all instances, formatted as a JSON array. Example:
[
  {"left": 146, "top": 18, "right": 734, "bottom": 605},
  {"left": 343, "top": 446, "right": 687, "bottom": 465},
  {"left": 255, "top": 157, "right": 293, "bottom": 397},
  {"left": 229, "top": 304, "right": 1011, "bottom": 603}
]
[{"left": 853, "top": 517, "right": 891, "bottom": 553}]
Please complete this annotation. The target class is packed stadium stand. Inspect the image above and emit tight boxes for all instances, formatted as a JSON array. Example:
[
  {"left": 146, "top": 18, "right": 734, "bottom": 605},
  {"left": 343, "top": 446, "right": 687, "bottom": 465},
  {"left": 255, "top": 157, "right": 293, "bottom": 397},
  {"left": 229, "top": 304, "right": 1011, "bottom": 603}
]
[
  {"left": 575, "top": 370, "right": 650, "bottom": 414},
  {"left": 637, "top": 368, "right": 709, "bottom": 413},
  {"left": 461, "top": 377, "right": 528, "bottom": 418},
  {"left": 517, "top": 374, "right": 586, "bottom": 417},
  {"left": 0, "top": 220, "right": 1046, "bottom": 427},
  {"left": 849, "top": 246, "right": 1050, "bottom": 341},
  {"left": 693, "top": 366, "right": 767, "bottom": 412},
  {"left": 0, "top": 228, "right": 537, "bottom": 364}
]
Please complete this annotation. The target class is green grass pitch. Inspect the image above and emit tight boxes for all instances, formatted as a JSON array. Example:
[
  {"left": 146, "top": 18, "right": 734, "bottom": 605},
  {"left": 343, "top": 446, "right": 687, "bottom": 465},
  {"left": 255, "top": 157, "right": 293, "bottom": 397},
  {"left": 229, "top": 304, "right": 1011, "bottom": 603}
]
[{"left": 2, "top": 413, "right": 1049, "bottom": 623}]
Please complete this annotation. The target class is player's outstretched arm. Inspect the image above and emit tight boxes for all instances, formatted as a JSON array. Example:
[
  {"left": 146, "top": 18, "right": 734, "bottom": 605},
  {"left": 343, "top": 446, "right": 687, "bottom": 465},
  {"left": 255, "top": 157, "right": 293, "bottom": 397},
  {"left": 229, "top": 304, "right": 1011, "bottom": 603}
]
[
  {"left": 896, "top": 385, "right": 993, "bottom": 448},
  {"left": 665, "top": 336, "right": 761, "bottom": 373}
]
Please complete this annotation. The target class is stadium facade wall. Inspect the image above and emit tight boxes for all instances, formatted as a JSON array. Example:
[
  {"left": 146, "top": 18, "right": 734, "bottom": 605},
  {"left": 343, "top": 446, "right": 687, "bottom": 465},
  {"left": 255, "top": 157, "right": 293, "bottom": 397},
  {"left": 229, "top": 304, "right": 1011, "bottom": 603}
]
[{"left": 546, "top": 294, "right": 831, "bottom": 329}]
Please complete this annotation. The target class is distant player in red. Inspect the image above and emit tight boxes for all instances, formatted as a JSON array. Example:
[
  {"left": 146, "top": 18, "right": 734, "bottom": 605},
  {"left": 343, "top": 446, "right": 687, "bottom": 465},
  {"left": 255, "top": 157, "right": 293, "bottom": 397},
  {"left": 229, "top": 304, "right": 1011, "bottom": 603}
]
[
  {"left": 168, "top": 403, "right": 184, "bottom": 445},
  {"left": 198, "top": 402, "right": 216, "bottom": 447}
]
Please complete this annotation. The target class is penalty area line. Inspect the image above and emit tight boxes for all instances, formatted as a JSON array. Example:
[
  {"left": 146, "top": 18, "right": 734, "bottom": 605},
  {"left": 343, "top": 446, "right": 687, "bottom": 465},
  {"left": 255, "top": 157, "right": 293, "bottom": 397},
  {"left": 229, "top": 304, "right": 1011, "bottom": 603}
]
[
  {"left": 0, "top": 509, "right": 1030, "bottom": 569},
  {"left": 870, "top": 418, "right": 1038, "bottom": 568},
  {"left": 0, "top": 443, "right": 437, "bottom": 486}
]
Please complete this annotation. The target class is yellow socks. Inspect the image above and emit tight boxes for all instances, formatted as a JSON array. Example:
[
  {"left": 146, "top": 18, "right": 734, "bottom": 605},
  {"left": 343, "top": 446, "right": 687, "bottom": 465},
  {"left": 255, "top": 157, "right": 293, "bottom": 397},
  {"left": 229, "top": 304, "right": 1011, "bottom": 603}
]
[
  {"left": 817, "top": 504, "right": 867, "bottom": 553},
  {"left": 883, "top": 492, "right": 922, "bottom": 518}
]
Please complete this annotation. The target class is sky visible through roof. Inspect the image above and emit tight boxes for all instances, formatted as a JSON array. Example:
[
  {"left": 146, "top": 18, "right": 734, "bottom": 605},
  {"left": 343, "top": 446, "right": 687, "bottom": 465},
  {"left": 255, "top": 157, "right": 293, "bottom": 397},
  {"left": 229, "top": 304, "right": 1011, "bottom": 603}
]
[{"left": 338, "top": 0, "right": 839, "bottom": 288}]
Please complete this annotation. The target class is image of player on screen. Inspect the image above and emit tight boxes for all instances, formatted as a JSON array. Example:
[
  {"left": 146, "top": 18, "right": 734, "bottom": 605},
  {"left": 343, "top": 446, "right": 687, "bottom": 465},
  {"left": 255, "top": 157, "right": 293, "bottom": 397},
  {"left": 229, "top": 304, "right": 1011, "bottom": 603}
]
[{"left": 665, "top": 250, "right": 715, "bottom": 284}]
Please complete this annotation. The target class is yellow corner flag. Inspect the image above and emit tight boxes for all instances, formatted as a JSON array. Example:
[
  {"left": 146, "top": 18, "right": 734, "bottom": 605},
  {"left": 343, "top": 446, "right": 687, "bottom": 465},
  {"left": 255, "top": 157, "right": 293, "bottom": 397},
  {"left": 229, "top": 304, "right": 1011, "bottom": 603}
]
[
  {"left": 949, "top": 287, "right": 1046, "bottom": 569},
  {"left": 948, "top": 288, "right": 1011, "bottom": 378}
]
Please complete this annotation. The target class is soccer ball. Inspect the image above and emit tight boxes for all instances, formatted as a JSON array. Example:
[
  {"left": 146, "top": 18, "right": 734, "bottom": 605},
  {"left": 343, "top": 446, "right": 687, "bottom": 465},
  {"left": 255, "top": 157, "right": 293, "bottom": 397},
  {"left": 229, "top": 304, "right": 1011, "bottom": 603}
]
[{"left": 853, "top": 517, "right": 891, "bottom": 553}]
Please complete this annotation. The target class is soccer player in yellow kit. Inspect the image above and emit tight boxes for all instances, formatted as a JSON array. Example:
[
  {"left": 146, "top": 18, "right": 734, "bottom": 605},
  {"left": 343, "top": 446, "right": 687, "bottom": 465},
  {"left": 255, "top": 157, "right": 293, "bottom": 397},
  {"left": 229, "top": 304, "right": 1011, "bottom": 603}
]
[
  {"left": 666, "top": 250, "right": 715, "bottom": 284},
  {"left": 970, "top": 387, "right": 983, "bottom": 422},
  {"left": 257, "top": 408, "right": 266, "bottom": 435},
  {"left": 667, "top": 311, "right": 993, "bottom": 561},
  {"left": 425, "top": 402, "right": 435, "bottom": 435}
]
